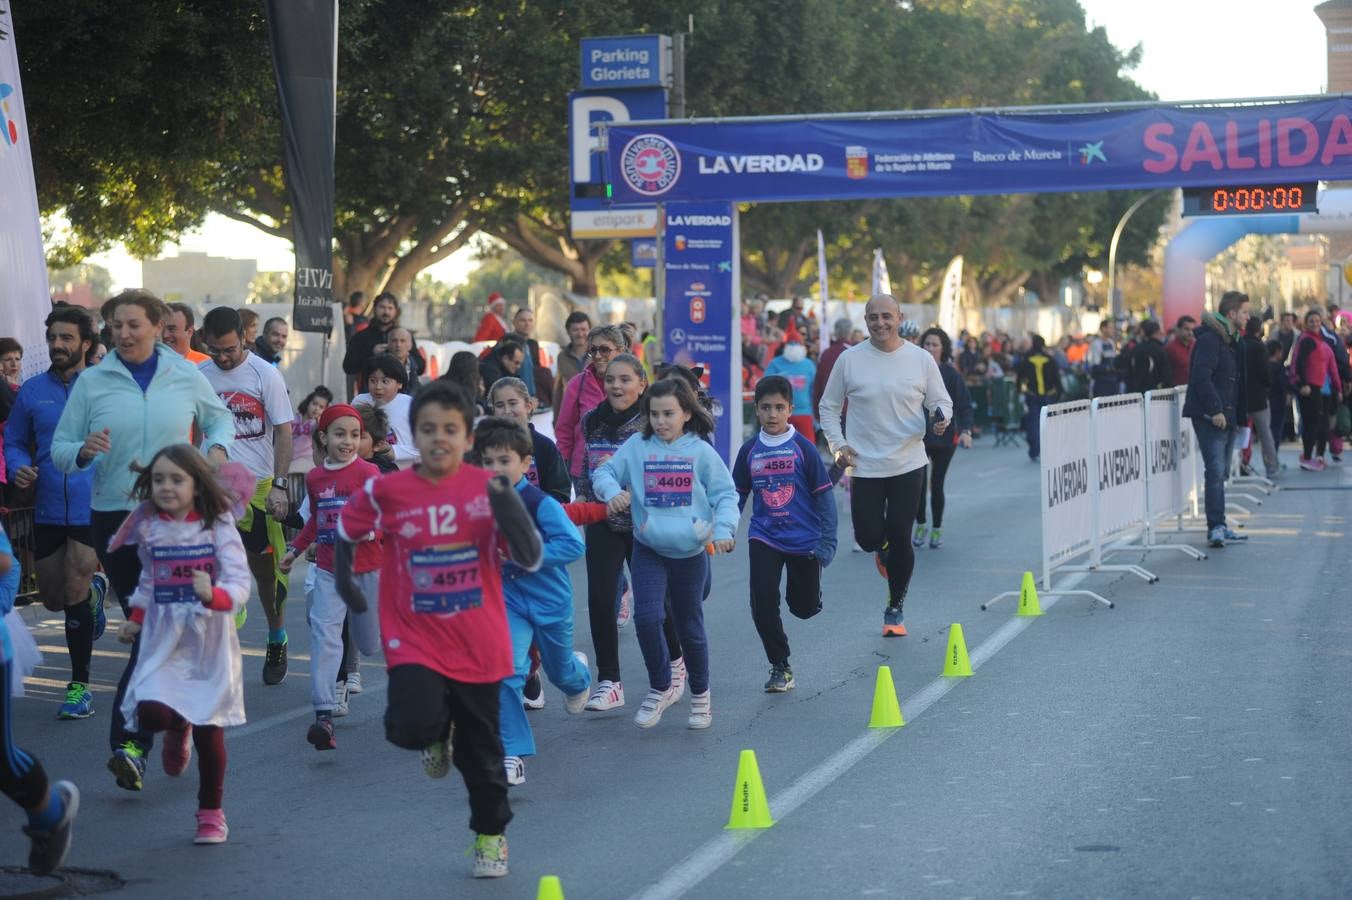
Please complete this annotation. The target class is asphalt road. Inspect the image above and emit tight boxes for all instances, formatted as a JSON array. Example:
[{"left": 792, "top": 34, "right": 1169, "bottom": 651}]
[{"left": 1, "top": 437, "right": 1347, "bottom": 899}]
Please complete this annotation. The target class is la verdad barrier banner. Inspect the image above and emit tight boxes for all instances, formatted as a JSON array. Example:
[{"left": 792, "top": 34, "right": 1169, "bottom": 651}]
[
  {"left": 264, "top": 0, "right": 337, "bottom": 335},
  {"left": 1145, "top": 389, "right": 1184, "bottom": 522},
  {"left": 1092, "top": 394, "right": 1148, "bottom": 546},
  {"left": 1040, "top": 400, "right": 1095, "bottom": 576},
  {"left": 0, "top": 10, "right": 52, "bottom": 379},
  {"left": 604, "top": 97, "right": 1352, "bottom": 206}
]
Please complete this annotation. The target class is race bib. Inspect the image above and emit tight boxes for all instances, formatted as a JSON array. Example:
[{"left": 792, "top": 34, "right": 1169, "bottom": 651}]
[
  {"left": 409, "top": 545, "right": 482, "bottom": 615},
  {"left": 643, "top": 459, "right": 694, "bottom": 508},
  {"left": 587, "top": 440, "right": 621, "bottom": 474},
  {"left": 152, "top": 544, "right": 216, "bottom": 604},
  {"left": 750, "top": 449, "right": 796, "bottom": 486},
  {"left": 315, "top": 496, "right": 345, "bottom": 545},
  {"left": 525, "top": 461, "right": 540, "bottom": 486}
]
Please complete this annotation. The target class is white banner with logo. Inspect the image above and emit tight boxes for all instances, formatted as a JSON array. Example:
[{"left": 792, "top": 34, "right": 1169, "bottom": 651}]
[
  {"left": 1144, "top": 389, "right": 1184, "bottom": 521},
  {"left": 0, "top": 12, "right": 52, "bottom": 378},
  {"left": 937, "top": 254, "right": 963, "bottom": 337},
  {"left": 1176, "top": 387, "right": 1201, "bottom": 517},
  {"left": 1040, "top": 399, "right": 1094, "bottom": 575},
  {"left": 1092, "top": 394, "right": 1148, "bottom": 543}
]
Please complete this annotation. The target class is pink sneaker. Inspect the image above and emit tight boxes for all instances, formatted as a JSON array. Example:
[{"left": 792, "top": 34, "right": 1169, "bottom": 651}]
[
  {"left": 163, "top": 723, "right": 193, "bottom": 777},
  {"left": 1314, "top": 458, "right": 1327, "bottom": 471},
  {"left": 193, "top": 808, "right": 228, "bottom": 845},
  {"left": 1299, "top": 457, "right": 1318, "bottom": 471}
]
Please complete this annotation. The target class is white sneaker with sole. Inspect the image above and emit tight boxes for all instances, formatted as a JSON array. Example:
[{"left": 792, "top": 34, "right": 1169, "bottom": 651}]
[
  {"left": 332, "top": 681, "right": 350, "bottom": 718},
  {"left": 565, "top": 651, "right": 590, "bottom": 715},
  {"left": 346, "top": 670, "right": 363, "bottom": 694},
  {"left": 634, "top": 686, "right": 678, "bottom": 729},
  {"left": 503, "top": 755, "right": 525, "bottom": 786},
  {"left": 669, "top": 657, "right": 687, "bottom": 703},
  {"left": 616, "top": 587, "right": 633, "bottom": 628},
  {"left": 688, "top": 690, "right": 712, "bottom": 729},
  {"left": 584, "top": 680, "right": 624, "bottom": 711}
]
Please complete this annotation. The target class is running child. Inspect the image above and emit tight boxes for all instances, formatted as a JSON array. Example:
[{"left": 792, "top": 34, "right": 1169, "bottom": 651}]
[
  {"left": 487, "top": 377, "right": 571, "bottom": 502},
  {"left": 472, "top": 417, "right": 589, "bottom": 786},
  {"left": 0, "top": 523, "right": 79, "bottom": 873},
  {"left": 279, "top": 405, "right": 381, "bottom": 751},
  {"left": 575, "top": 354, "right": 685, "bottom": 712},
  {"left": 353, "top": 354, "right": 417, "bottom": 464},
  {"left": 733, "top": 375, "right": 837, "bottom": 693},
  {"left": 334, "top": 381, "right": 543, "bottom": 879},
  {"left": 593, "top": 377, "right": 739, "bottom": 729},
  {"left": 111, "top": 445, "right": 250, "bottom": 845}
]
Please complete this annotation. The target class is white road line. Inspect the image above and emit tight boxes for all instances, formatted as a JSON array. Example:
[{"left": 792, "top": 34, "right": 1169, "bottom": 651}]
[
  {"left": 227, "top": 671, "right": 389, "bottom": 739},
  {"left": 630, "top": 583, "right": 1079, "bottom": 900}
]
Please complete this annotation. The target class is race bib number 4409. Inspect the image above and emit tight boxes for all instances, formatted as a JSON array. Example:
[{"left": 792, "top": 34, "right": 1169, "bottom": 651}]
[{"left": 643, "top": 459, "right": 694, "bottom": 508}]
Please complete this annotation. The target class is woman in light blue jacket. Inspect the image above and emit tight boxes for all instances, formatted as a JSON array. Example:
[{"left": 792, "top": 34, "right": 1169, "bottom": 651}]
[
  {"left": 51, "top": 289, "right": 234, "bottom": 791},
  {"left": 592, "top": 377, "right": 738, "bottom": 732}
]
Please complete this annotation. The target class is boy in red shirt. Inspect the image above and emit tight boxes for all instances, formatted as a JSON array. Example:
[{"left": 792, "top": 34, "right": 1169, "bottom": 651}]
[{"left": 335, "top": 382, "right": 542, "bottom": 879}]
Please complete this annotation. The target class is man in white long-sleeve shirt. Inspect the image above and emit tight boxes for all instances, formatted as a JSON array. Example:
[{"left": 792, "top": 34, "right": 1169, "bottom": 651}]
[{"left": 819, "top": 294, "right": 953, "bottom": 637}]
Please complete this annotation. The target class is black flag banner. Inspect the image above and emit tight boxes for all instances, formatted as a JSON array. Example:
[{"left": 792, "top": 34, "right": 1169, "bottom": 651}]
[{"left": 264, "top": 0, "right": 337, "bottom": 334}]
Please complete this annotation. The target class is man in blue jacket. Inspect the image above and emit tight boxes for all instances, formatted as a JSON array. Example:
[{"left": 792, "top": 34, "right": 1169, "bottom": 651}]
[
  {"left": 1182, "top": 291, "right": 1250, "bottom": 549},
  {"left": 3, "top": 305, "right": 109, "bottom": 720}
]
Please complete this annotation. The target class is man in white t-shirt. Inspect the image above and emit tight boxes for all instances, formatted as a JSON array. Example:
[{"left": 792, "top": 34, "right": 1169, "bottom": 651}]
[
  {"left": 199, "top": 307, "right": 295, "bottom": 686},
  {"left": 819, "top": 294, "right": 952, "bottom": 638}
]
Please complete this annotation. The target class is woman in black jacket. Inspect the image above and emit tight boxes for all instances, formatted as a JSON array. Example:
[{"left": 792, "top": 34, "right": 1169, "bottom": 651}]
[{"left": 914, "top": 328, "right": 974, "bottom": 549}]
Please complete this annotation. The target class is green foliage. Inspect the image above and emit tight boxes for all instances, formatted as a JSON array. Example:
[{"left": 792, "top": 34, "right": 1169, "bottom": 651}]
[
  {"left": 47, "top": 262, "right": 112, "bottom": 298},
  {"left": 460, "top": 245, "right": 565, "bottom": 304}
]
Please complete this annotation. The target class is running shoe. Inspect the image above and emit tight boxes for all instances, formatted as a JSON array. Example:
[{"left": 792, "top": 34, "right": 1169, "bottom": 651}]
[
  {"left": 1333, "top": 454, "right": 1343, "bottom": 463},
  {"left": 874, "top": 542, "right": 889, "bottom": 580},
  {"left": 233, "top": 606, "right": 247, "bottom": 630},
  {"left": 1299, "top": 457, "right": 1318, "bottom": 471},
  {"left": 522, "top": 669, "right": 545, "bottom": 710},
  {"left": 332, "top": 680, "right": 350, "bottom": 718},
  {"left": 193, "top": 808, "right": 228, "bottom": 845},
  {"left": 504, "top": 756, "right": 525, "bottom": 786},
  {"left": 634, "top": 685, "right": 679, "bottom": 729},
  {"left": 851, "top": 540, "right": 866, "bottom": 553},
  {"left": 162, "top": 722, "right": 193, "bottom": 776},
  {"left": 346, "top": 670, "right": 363, "bottom": 694},
  {"left": 57, "top": 683, "right": 94, "bottom": 720},
  {"left": 262, "top": 640, "right": 288, "bottom": 685},
  {"left": 107, "top": 741, "right": 147, "bottom": 792},
  {"left": 1222, "top": 527, "right": 1248, "bottom": 542},
  {"left": 616, "top": 586, "right": 633, "bottom": 628},
  {"left": 670, "top": 656, "right": 687, "bottom": 703},
  {"left": 421, "top": 738, "right": 451, "bottom": 779},
  {"left": 1315, "top": 458, "right": 1328, "bottom": 471},
  {"left": 584, "top": 680, "right": 624, "bottom": 711},
  {"left": 687, "top": 690, "right": 712, "bottom": 730},
  {"left": 882, "top": 604, "right": 907, "bottom": 637},
  {"left": 23, "top": 780, "right": 79, "bottom": 876},
  {"left": 307, "top": 717, "right": 336, "bottom": 751},
  {"left": 764, "top": 665, "right": 795, "bottom": 693},
  {"left": 564, "top": 651, "right": 590, "bottom": 715},
  {"left": 929, "top": 527, "right": 943, "bottom": 549},
  {"left": 911, "top": 524, "right": 928, "bottom": 548},
  {"left": 89, "top": 572, "right": 109, "bottom": 641},
  {"left": 472, "top": 834, "right": 509, "bottom": 878},
  {"left": 1207, "top": 526, "right": 1226, "bottom": 548}
]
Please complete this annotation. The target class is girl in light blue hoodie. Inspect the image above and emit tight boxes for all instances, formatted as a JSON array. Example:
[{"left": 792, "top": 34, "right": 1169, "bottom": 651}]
[{"left": 592, "top": 378, "right": 738, "bottom": 731}]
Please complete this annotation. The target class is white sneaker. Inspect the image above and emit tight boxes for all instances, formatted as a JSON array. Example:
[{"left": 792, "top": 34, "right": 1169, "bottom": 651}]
[
  {"left": 688, "top": 690, "right": 712, "bottom": 730},
  {"left": 346, "top": 670, "right": 363, "bottom": 695},
  {"left": 584, "top": 680, "right": 624, "bottom": 711},
  {"left": 565, "top": 651, "right": 590, "bottom": 715},
  {"left": 332, "top": 680, "right": 350, "bottom": 718},
  {"left": 503, "top": 755, "right": 525, "bottom": 786},
  {"left": 634, "top": 686, "right": 678, "bottom": 729},
  {"left": 669, "top": 657, "right": 687, "bottom": 703},
  {"left": 616, "top": 586, "right": 633, "bottom": 628},
  {"left": 522, "top": 669, "right": 545, "bottom": 710},
  {"left": 421, "top": 738, "right": 451, "bottom": 779}
]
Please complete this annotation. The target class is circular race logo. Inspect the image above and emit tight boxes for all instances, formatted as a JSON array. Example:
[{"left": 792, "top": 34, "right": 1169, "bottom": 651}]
[{"left": 620, "top": 133, "right": 681, "bottom": 196}]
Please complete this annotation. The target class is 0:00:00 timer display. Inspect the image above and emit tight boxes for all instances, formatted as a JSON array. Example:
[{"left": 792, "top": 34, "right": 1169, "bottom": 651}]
[{"left": 1207, "top": 185, "right": 1305, "bottom": 212}]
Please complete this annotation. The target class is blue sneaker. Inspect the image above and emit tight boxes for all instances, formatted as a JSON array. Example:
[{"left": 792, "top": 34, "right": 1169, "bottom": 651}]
[
  {"left": 89, "top": 572, "right": 109, "bottom": 641},
  {"left": 1207, "top": 526, "right": 1226, "bottom": 548},
  {"left": 1222, "top": 527, "right": 1248, "bottom": 543},
  {"left": 57, "top": 683, "right": 94, "bottom": 720}
]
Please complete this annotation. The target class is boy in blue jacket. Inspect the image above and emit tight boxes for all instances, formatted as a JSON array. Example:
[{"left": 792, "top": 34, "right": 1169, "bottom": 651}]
[
  {"left": 472, "top": 418, "right": 590, "bottom": 786},
  {"left": 733, "top": 376, "right": 838, "bottom": 693}
]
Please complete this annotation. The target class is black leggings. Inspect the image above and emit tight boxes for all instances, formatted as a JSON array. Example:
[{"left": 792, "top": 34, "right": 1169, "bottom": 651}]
[
  {"left": 90, "top": 509, "right": 153, "bottom": 754},
  {"left": 0, "top": 661, "right": 50, "bottom": 812},
  {"left": 1298, "top": 392, "right": 1329, "bottom": 459},
  {"left": 850, "top": 468, "right": 926, "bottom": 607},
  {"left": 916, "top": 445, "right": 956, "bottom": 528},
  {"left": 584, "top": 524, "right": 683, "bottom": 684}
]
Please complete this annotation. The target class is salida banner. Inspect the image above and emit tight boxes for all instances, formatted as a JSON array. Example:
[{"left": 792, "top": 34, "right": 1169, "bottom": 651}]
[
  {"left": 662, "top": 202, "right": 739, "bottom": 462},
  {"left": 265, "top": 0, "right": 337, "bottom": 335},
  {"left": 605, "top": 97, "right": 1352, "bottom": 205}
]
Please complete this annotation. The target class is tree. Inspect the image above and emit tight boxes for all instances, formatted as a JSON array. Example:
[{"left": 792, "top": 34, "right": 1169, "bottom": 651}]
[
  {"left": 247, "top": 271, "right": 292, "bottom": 304},
  {"left": 47, "top": 262, "right": 112, "bottom": 299}
]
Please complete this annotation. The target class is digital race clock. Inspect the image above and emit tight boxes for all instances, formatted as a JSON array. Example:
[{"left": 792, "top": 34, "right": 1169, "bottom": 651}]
[{"left": 1181, "top": 182, "right": 1318, "bottom": 217}]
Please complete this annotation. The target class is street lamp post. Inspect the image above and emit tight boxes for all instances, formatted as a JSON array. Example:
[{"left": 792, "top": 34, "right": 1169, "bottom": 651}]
[{"left": 1107, "top": 188, "right": 1170, "bottom": 320}]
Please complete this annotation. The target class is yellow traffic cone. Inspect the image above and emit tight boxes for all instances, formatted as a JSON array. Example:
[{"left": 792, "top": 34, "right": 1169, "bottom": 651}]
[
  {"left": 868, "top": 665, "right": 905, "bottom": 728},
  {"left": 725, "top": 749, "right": 775, "bottom": 829},
  {"left": 537, "top": 875, "right": 565, "bottom": 900},
  {"left": 943, "top": 623, "right": 973, "bottom": 677},
  {"left": 1018, "top": 571, "right": 1043, "bottom": 617}
]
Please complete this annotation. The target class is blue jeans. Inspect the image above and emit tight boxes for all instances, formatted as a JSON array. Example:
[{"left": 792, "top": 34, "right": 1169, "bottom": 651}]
[
  {"left": 498, "top": 581, "right": 590, "bottom": 758},
  {"left": 631, "top": 542, "right": 710, "bottom": 695},
  {"left": 1191, "top": 418, "right": 1237, "bottom": 530}
]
